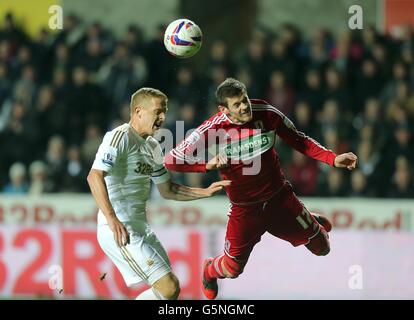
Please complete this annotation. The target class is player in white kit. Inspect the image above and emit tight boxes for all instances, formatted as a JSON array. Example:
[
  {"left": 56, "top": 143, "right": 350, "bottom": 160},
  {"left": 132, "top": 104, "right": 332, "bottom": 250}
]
[{"left": 87, "top": 88, "right": 230, "bottom": 300}]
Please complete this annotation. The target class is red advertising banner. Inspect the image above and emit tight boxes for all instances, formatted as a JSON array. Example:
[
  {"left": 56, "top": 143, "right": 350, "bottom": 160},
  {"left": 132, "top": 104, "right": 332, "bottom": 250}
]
[
  {"left": 384, "top": 0, "right": 414, "bottom": 33},
  {"left": 0, "top": 226, "right": 209, "bottom": 299},
  {"left": 1, "top": 225, "right": 414, "bottom": 299}
]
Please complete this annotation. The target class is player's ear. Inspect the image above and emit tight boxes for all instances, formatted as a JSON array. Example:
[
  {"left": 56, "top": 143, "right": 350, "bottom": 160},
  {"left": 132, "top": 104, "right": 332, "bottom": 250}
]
[
  {"left": 218, "top": 105, "right": 228, "bottom": 114},
  {"left": 134, "top": 105, "right": 142, "bottom": 117}
]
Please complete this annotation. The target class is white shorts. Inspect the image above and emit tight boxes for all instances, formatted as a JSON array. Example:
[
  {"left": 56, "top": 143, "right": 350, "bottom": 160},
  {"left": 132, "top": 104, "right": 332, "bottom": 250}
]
[{"left": 97, "top": 222, "right": 171, "bottom": 287}]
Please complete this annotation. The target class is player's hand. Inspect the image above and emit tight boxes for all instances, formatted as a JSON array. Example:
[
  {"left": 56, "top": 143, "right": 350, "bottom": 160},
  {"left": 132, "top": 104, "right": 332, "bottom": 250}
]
[
  {"left": 204, "top": 180, "right": 231, "bottom": 197},
  {"left": 334, "top": 152, "right": 358, "bottom": 170},
  {"left": 108, "top": 215, "right": 130, "bottom": 247},
  {"left": 206, "top": 154, "right": 229, "bottom": 171}
]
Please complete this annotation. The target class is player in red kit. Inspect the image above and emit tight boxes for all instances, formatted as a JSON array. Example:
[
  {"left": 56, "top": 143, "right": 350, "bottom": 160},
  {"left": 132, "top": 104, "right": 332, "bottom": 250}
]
[{"left": 164, "top": 78, "right": 357, "bottom": 300}]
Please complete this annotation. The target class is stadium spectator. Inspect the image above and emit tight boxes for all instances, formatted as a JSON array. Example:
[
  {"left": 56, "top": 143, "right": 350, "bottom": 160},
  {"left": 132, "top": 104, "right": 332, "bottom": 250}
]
[
  {"left": 324, "top": 67, "right": 349, "bottom": 112},
  {"left": 61, "top": 145, "right": 88, "bottom": 192},
  {"left": 288, "top": 151, "right": 319, "bottom": 196},
  {"left": 0, "top": 14, "right": 413, "bottom": 199},
  {"left": 318, "top": 168, "right": 348, "bottom": 197},
  {"left": 350, "top": 169, "right": 371, "bottom": 197},
  {"left": 265, "top": 70, "right": 294, "bottom": 117},
  {"left": 81, "top": 123, "right": 103, "bottom": 165},
  {"left": 0, "top": 100, "right": 38, "bottom": 169},
  {"left": 239, "top": 39, "right": 267, "bottom": 96},
  {"left": 3, "top": 162, "right": 28, "bottom": 194},
  {"left": 28, "top": 160, "right": 53, "bottom": 195},
  {"left": 207, "top": 40, "right": 234, "bottom": 75},
  {"left": 387, "top": 156, "right": 414, "bottom": 198},
  {"left": 292, "top": 101, "right": 315, "bottom": 137},
  {"left": 0, "top": 63, "right": 11, "bottom": 105},
  {"left": 169, "top": 66, "right": 199, "bottom": 105},
  {"left": 354, "top": 58, "right": 383, "bottom": 113},
  {"left": 356, "top": 140, "right": 379, "bottom": 178},
  {"left": 44, "top": 135, "right": 66, "bottom": 191},
  {"left": 267, "top": 37, "right": 296, "bottom": 85},
  {"left": 298, "top": 69, "right": 324, "bottom": 112}
]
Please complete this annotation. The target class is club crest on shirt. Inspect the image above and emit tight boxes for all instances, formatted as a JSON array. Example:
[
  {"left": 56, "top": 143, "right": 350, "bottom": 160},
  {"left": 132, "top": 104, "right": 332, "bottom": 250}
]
[
  {"left": 146, "top": 258, "right": 155, "bottom": 267},
  {"left": 102, "top": 153, "right": 114, "bottom": 166}
]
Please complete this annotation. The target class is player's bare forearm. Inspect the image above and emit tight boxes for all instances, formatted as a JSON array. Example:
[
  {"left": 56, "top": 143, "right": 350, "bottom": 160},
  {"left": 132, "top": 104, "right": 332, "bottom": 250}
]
[
  {"left": 157, "top": 180, "right": 231, "bottom": 201},
  {"left": 170, "top": 183, "right": 209, "bottom": 200},
  {"left": 87, "top": 169, "right": 117, "bottom": 220}
]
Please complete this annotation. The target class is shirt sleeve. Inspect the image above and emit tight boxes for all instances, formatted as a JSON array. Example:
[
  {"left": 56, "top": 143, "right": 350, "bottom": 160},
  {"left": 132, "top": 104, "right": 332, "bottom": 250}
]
[
  {"left": 151, "top": 164, "right": 171, "bottom": 185},
  {"left": 148, "top": 137, "right": 171, "bottom": 184},
  {"left": 272, "top": 107, "right": 337, "bottom": 166},
  {"left": 92, "top": 130, "right": 127, "bottom": 172},
  {"left": 164, "top": 120, "right": 211, "bottom": 173}
]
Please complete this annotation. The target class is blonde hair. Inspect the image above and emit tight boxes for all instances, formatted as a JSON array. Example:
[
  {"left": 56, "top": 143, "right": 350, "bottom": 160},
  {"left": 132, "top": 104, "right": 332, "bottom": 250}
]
[{"left": 130, "top": 87, "right": 168, "bottom": 114}]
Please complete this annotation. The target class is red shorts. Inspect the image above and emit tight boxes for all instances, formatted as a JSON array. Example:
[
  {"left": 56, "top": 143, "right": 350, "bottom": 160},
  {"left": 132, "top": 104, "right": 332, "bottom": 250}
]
[{"left": 224, "top": 183, "right": 320, "bottom": 261}]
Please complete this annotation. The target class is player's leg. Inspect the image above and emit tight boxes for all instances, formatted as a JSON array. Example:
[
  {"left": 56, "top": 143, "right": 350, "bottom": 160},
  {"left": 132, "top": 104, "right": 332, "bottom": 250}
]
[
  {"left": 312, "top": 214, "right": 332, "bottom": 232},
  {"left": 152, "top": 272, "right": 180, "bottom": 299},
  {"left": 97, "top": 223, "right": 179, "bottom": 300},
  {"left": 204, "top": 251, "right": 248, "bottom": 280},
  {"left": 305, "top": 226, "right": 330, "bottom": 256},
  {"left": 135, "top": 230, "right": 180, "bottom": 299},
  {"left": 202, "top": 253, "right": 247, "bottom": 300},
  {"left": 303, "top": 212, "right": 332, "bottom": 255},
  {"left": 265, "top": 183, "right": 331, "bottom": 256},
  {"left": 136, "top": 272, "right": 180, "bottom": 300},
  {"left": 202, "top": 203, "right": 266, "bottom": 300},
  {"left": 97, "top": 224, "right": 146, "bottom": 290}
]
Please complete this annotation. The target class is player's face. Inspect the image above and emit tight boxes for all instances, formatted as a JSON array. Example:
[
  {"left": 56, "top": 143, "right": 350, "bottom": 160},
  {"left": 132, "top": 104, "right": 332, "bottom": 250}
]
[
  {"left": 221, "top": 94, "right": 252, "bottom": 124},
  {"left": 138, "top": 97, "right": 167, "bottom": 136}
]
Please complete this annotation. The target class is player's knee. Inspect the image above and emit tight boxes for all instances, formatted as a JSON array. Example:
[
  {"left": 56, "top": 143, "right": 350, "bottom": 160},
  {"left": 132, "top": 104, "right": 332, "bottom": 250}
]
[
  {"left": 306, "top": 231, "right": 330, "bottom": 256},
  {"left": 155, "top": 274, "right": 180, "bottom": 300},
  {"left": 222, "top": 256, "right": 245, "bottom": 278},
  {"left": 313, "top": 242, "right": 330, "bottom": 256}
]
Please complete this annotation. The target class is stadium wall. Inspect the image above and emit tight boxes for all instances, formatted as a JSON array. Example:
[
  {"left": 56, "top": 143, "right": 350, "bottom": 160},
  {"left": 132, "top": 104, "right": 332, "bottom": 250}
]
[
  {"left": 0, "top": 195, "right": 411, "bottom": 230},
  {"left": 0, "top": 195, "right": 413, "bottom": 299}
]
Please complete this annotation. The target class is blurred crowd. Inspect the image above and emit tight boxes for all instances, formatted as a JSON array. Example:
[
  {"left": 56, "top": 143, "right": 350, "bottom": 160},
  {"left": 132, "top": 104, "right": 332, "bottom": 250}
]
[{"left": 1, "top": 12, "right": 413, "bottom": 198}]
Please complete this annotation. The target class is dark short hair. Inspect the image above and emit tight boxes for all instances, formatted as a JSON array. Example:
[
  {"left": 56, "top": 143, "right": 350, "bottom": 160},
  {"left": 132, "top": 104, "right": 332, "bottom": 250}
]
[{"left": 215, "top": 78, "right": 247, "bottom": 107}]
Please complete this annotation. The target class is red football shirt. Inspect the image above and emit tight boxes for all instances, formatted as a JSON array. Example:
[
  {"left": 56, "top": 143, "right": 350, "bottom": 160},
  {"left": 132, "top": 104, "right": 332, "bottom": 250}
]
[{"left": 164, "top": 99, "right": 336, "bottom": 204}]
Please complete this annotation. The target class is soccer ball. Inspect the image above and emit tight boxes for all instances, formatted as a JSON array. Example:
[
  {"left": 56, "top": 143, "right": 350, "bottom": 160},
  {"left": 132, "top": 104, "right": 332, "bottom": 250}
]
[{"left": 164, "top": 19, "right": 202, "bottom": 58}]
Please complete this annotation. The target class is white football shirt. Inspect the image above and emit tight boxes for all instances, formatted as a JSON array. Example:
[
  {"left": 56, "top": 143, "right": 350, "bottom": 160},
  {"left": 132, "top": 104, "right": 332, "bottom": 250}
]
[{"left": 92, "top": 123, "right": 170, "bottom": 225}]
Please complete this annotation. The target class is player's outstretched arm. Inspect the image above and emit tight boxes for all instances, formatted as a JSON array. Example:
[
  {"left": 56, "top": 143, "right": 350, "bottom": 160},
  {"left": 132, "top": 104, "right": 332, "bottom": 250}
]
[
  {"left": 334, "top": 152, "right": 358, "bottom": 170},
  {"left": 87, "top": 169, "right": 130, "bottom": 247},
  {"left": 156, "top": 179, "right": 231, "bottom": 201},
  {"left": 275, "top": 112, "right": 337, "bottom": 166}
]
